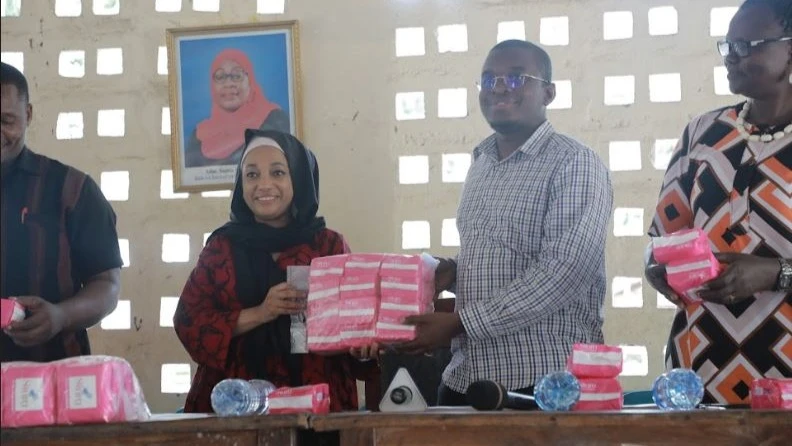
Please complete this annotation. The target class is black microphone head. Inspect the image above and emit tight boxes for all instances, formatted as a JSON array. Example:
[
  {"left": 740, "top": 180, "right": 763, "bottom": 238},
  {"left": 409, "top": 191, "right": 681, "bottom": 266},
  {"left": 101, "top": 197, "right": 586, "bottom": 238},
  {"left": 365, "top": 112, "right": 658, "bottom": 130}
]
[{"left": 466, "top": 380, "right": 506, "bottom": 411}]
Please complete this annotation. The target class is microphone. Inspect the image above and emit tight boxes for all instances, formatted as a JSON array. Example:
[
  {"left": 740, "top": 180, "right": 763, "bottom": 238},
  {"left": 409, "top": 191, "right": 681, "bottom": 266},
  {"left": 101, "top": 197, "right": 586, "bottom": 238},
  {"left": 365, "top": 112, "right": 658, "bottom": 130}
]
[{"left": 466, "top": 380, "right": 538, "bottom": 411}]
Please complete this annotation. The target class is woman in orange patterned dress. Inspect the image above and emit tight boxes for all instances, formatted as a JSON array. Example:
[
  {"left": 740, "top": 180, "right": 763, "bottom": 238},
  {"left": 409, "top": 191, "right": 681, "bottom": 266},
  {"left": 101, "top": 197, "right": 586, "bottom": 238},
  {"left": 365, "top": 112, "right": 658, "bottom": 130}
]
[{"left": 645, "top": 0, "right": 791, "bottom": 405}]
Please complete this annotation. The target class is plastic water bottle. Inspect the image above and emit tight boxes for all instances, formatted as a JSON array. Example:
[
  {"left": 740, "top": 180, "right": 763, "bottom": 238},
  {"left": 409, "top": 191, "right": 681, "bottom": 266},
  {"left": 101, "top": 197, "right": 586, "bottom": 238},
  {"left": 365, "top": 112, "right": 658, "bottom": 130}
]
[
  {"left": 652, "top": 368, "right": 704, "bottom": 410},
  {"left": 534, "top": 371, "right": 581, "bottom": 411},
  {"left": 211, "top": 379, "right": 276, "bottom": 416}
]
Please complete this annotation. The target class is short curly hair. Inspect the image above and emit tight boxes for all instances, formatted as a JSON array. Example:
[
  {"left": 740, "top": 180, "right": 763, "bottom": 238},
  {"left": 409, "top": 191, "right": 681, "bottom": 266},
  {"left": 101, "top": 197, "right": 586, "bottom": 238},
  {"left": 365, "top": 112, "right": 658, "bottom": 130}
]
[{"left": 739, "top": 0, "right": 792, "bottom": 32}]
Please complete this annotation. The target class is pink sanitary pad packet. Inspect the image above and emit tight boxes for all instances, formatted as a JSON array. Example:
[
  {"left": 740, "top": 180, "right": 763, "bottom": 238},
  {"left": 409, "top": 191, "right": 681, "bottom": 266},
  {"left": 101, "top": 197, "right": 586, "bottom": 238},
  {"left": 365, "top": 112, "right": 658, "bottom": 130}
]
[
  {"left": 344, "top": 253, "right": 384, "bottom": 277},
  {"left": 55, "top": 355, "right": 150, "bottom": 425},
  {"left": 750, "top": 378, "right": 792, "bottom": 410},
  {"left": 338, "top": 275, "right": 378, "bottom": 348},
  {"left": 1, "top": 298, "right": 26, "bottom": 329},
  {"left": 666, "top": 252, "right": 722, "bottom": 306},
  {"left": 573, "top": 378, "right": 623, "bottom": 411},
  {"left": 268, "top": 383, "right": 330, "bottom": 415},
  {"left": 567, "top": 343, "right": 623, "bottom": 378},
  {"left": 1, "top": 361, "right": 57, "bottom": 428},
  {"left": 375, "top": 254, "right": 439, "bottom": 342},
  {"left": 309, "top": 254, "right": 348, "bottom": 278},
  {"left": 651, "top": 228, "right": 711, "bottom": 265},
  {"left": 306, "top": 276, "right": 343, "bottom": 352},
  {"left": 379, "top": 253, "right": 437, "bottom": 284}
]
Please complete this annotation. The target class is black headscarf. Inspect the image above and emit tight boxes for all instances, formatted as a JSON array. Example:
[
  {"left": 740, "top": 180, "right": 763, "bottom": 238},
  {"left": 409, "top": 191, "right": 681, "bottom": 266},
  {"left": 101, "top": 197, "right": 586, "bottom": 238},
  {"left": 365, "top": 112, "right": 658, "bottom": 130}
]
[{"left": 208, "top": 129, "right": 326, "bottom": 383}]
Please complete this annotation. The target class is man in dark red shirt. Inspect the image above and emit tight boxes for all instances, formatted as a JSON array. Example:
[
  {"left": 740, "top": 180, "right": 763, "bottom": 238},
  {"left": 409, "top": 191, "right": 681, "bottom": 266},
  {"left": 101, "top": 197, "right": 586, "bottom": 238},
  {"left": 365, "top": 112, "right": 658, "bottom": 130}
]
[{"left": 1, "top": 62, "right": 122, "bottom": 362}]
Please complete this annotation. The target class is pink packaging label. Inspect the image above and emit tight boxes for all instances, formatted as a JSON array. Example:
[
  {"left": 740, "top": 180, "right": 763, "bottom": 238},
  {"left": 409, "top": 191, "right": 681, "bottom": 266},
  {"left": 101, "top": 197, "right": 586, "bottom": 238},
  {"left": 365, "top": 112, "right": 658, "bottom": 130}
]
[
  {"left": 376, "top": 302, "right": 417, "bottom": 342},
  {"left": 268, "top": 383, "right": 330, "bottom": 415},
  {"left": 309, "top": 254, "right": 348, "bottom": 277},
  {"left": 338, "top": 275, "right": 378, "bottom": 322},
  {"left": 307, "top": 276, "right": 341, "bottom": 306},
  {"left": 751, "top": 378, "right": 792, "bottom": 410},
  {"left": 374, "top": 276, "right": 429, "bottom": 342},
  {"left": 55, "top": 355, "right": 150, "bottom": 425},
  {"left": 567, "top": 344, "right": 623, "bottom": 378},
  {"left": 344, "top": 253, "right": 384, "bottom": 276},
  {"left": 666, "top": 252, "right": 722, "bottom": 305},
  {"left": 379, "top": 253, "right": 437, "bottom": 283},
  {"left": 1, "top": 362, "right": 56, "bottom": 428},
  {"left": 1, "top": 298, "right": 26, "bottom": 328},
  {"left": 652, "top": 228, "right": 711, "bottom": 265},
  {"left": 306, "top": 277, "right": 342, "bottom": 352},
  {"left": 573, "top": 378, "right": 623, "bottom": 411}
]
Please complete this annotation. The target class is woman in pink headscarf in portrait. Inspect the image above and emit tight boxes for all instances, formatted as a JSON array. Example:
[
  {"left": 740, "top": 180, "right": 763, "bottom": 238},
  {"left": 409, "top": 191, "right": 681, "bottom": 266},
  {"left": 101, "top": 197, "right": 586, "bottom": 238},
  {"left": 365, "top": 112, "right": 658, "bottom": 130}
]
[{"left": 184, "top": 49, "right": 290, "bottom": 168}]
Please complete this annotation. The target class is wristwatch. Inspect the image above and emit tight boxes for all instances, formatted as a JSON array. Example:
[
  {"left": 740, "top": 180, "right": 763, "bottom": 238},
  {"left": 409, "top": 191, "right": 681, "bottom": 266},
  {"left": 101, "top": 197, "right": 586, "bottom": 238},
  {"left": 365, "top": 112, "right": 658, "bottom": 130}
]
[{"left": 777, "top": 259, "right": 792, "bottom": 291}]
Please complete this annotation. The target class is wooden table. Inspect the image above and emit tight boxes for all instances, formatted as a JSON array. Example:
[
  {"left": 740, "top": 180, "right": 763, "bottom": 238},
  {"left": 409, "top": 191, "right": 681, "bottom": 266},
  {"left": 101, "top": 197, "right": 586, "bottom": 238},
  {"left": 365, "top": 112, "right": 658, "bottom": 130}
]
[
  {"left": 0, "top": 413, "right": 309, "bottom": 446},
  {"left": 310, "top": 408, "right": 792, "bottom": 446}
]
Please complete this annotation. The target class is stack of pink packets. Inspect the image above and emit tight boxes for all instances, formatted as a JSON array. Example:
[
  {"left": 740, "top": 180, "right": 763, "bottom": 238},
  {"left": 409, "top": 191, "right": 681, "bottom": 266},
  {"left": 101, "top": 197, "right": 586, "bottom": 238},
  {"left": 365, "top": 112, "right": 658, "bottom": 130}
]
[
  {"left": 1, "top": 355, "right": 150, "bottom": 428},
  {"left": 750, "top": 378, "right": 792, "bottom": 410},
  {"left": 306, "top": 253, "right": 438, "bottom": 352},
  {"left": 566, "top": 344, "right": 624, "bottom": 411},
  {"left": 652, "top": 228, "right": 722, "bottom": 306}
]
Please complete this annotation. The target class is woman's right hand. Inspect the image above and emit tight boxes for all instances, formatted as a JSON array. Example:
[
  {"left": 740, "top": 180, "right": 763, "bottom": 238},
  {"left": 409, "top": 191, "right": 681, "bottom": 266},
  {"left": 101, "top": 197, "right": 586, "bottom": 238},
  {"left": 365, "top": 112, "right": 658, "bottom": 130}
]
[{"left": 258, "top": 282, "right": 307, "bottom": 324}]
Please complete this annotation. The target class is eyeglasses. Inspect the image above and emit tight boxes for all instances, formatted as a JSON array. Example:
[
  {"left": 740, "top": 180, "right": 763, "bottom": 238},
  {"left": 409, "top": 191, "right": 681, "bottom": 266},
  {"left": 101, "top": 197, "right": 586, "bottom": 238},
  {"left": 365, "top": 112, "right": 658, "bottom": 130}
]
[
  {"left": 213, "top": 70, "right": 247, "bottom": 83},
  {"left": 717, "top": 36, "right": 792, "bottom": 57},
  {"left": 476, "top": 73, "right": 550, "bottom": 91}
]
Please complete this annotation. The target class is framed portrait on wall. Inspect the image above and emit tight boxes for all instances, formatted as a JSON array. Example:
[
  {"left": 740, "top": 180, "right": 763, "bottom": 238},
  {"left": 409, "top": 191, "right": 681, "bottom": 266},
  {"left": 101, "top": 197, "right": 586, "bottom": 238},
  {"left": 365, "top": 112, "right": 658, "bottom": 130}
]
[{"left": 166, "top": 21, "right": 302, "bottom": 192}]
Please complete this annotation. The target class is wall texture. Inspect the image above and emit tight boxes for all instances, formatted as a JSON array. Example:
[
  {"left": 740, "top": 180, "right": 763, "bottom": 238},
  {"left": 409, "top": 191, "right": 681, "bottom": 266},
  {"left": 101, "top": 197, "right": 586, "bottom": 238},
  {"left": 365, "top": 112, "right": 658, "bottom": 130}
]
[{"left": 1, "top": 0, "right": 742, "bottom": 412}]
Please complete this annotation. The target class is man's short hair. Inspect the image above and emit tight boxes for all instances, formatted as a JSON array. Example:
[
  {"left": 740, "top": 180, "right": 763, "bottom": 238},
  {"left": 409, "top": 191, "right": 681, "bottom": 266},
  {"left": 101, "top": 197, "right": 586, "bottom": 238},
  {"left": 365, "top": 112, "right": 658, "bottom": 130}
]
[
  {"left": 0, "top": 62, "right": 30, "bottom": 103},
  {"left": 490, "top": 40, "right": 553, "bottom": 82}
]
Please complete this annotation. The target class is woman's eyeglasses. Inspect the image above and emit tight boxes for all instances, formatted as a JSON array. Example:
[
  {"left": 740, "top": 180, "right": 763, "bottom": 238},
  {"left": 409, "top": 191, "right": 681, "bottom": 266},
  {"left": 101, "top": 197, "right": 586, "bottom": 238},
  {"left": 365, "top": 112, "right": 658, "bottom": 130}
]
[
  {"left": 717, "top": 36, "right": 792, "bottom": 57},
  {"left": 213, "top": 70, "right": 247, "bottom": 83},
  {"left": 476, "top": 74, "right": 550, "bottom": 91}
]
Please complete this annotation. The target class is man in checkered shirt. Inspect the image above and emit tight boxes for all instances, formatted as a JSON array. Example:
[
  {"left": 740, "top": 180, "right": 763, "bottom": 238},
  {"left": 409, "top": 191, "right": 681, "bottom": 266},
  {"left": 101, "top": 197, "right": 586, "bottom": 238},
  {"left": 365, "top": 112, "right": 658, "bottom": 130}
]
[{"left": 401, "top": 40, "right": 614, "bottom": 405}]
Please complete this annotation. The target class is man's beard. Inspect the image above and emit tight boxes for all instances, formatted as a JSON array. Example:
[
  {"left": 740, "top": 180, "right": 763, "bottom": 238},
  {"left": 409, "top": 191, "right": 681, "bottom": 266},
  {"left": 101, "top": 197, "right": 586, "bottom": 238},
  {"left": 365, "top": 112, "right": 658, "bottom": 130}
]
[{"left": 488, "top": 121, "right": 523, "bottom": 135}]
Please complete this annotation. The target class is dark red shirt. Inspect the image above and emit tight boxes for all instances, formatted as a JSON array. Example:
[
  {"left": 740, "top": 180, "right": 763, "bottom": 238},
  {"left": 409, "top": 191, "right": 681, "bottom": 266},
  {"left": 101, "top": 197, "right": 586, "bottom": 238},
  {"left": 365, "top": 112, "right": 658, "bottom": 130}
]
[{"left": 174, "top": 228, "right": 378, "bottom": 413}]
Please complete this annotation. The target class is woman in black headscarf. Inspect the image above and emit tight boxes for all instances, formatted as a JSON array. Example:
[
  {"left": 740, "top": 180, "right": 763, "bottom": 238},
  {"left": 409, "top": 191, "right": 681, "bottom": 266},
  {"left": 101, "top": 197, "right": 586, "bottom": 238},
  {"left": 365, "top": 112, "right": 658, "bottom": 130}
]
[{"left": 174, "top": 129, "right": 378, "bottom": 413}]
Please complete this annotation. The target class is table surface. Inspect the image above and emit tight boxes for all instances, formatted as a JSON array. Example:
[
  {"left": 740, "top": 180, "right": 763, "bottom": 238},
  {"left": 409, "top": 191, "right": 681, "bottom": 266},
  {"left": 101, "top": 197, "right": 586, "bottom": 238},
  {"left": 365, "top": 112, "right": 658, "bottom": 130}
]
[
  {"left": 311, "top": 407, "right": 792, "bottom": 446},
  {"left": 2, "top": 408, "right": 790, "bottom": 446},
  {"left": 0, "top": 413, "right": 309, "bottom": 446}
]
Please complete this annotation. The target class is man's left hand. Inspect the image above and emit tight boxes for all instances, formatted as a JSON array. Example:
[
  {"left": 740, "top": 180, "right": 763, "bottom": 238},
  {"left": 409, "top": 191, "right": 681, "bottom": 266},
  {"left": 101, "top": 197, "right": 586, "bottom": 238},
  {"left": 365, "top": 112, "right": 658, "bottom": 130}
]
[
  {"left": 4, "top": 296, "right": 67, "bottom": 347},
  {"left": 397, "top": 313, "right": 464, "bottom": 355},
  {"left": 698, "top": 253, "right": 781, "bottom": 305}
]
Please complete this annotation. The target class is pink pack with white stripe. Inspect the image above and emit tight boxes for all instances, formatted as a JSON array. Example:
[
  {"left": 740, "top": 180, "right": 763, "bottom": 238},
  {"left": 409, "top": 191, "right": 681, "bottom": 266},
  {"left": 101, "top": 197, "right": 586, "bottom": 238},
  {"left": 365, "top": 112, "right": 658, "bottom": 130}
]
[
  {"left": 567, "top": 343, "right": 623, "bottom": 378},
  {"left": 268, "top": 383, "right": 330, "bottom": 415},
  {"left": 306, "top": 276, "right": 342, "bottom": 352},
  {"left": 309, "top": 254, "right": 348, "bottom": 278},
  {"left": 379, "top": 253, "right": 437, "bottom": 283},
  {"left": 55, "top": 355, "right": 150, "bottom": 425},
  {"left": 573, "top": 378, "right": 623, "bottom": 411},
  {"left": 377, "top": 275, "right": 423, "bottom": 341},
  {"left": 751, "top": 378, "right": 792, "bottom": 410},
  {"left": 344, "top": 254, "right": 384, "bottom": 276},
  {"left": 1, "top": 298, "right": 26, "bottom": 329},
  {"left": 376, "top": 254, "right": 438, "bottom": 342},
  {"left": 338, "top": 275, "right": 378, "bottom": 348},
  {"left": 651, "top": 228, "right": 711, "bottom": 264},
  {"left": 1, "top": 362, "right": 57, "bottom": 428},
  {"left": 666, "top": 252, "right": 722, "bottom": 306}
]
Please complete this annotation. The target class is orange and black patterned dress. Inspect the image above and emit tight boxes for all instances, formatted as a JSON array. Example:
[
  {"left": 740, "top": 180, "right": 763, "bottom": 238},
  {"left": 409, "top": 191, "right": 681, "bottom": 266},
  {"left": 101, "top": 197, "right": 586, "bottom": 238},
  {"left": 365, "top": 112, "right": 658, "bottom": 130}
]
[{"left": 649, "top": 102, "right": 791, "bottom": 405}]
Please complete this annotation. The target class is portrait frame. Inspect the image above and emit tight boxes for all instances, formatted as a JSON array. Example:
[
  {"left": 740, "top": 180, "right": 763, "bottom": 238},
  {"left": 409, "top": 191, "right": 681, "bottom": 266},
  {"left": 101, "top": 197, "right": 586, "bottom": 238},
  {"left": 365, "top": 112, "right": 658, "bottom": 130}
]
[{"left": 166, "top": 20, "right": 302, "bottom": 192}]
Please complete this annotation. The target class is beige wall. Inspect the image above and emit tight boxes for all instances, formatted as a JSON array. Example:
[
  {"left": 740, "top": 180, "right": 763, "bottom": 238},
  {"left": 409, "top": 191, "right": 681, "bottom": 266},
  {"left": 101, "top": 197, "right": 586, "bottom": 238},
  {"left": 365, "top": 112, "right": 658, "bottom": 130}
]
[{"left": 1, "top": 0, "right": 742, "bottom": 412}]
